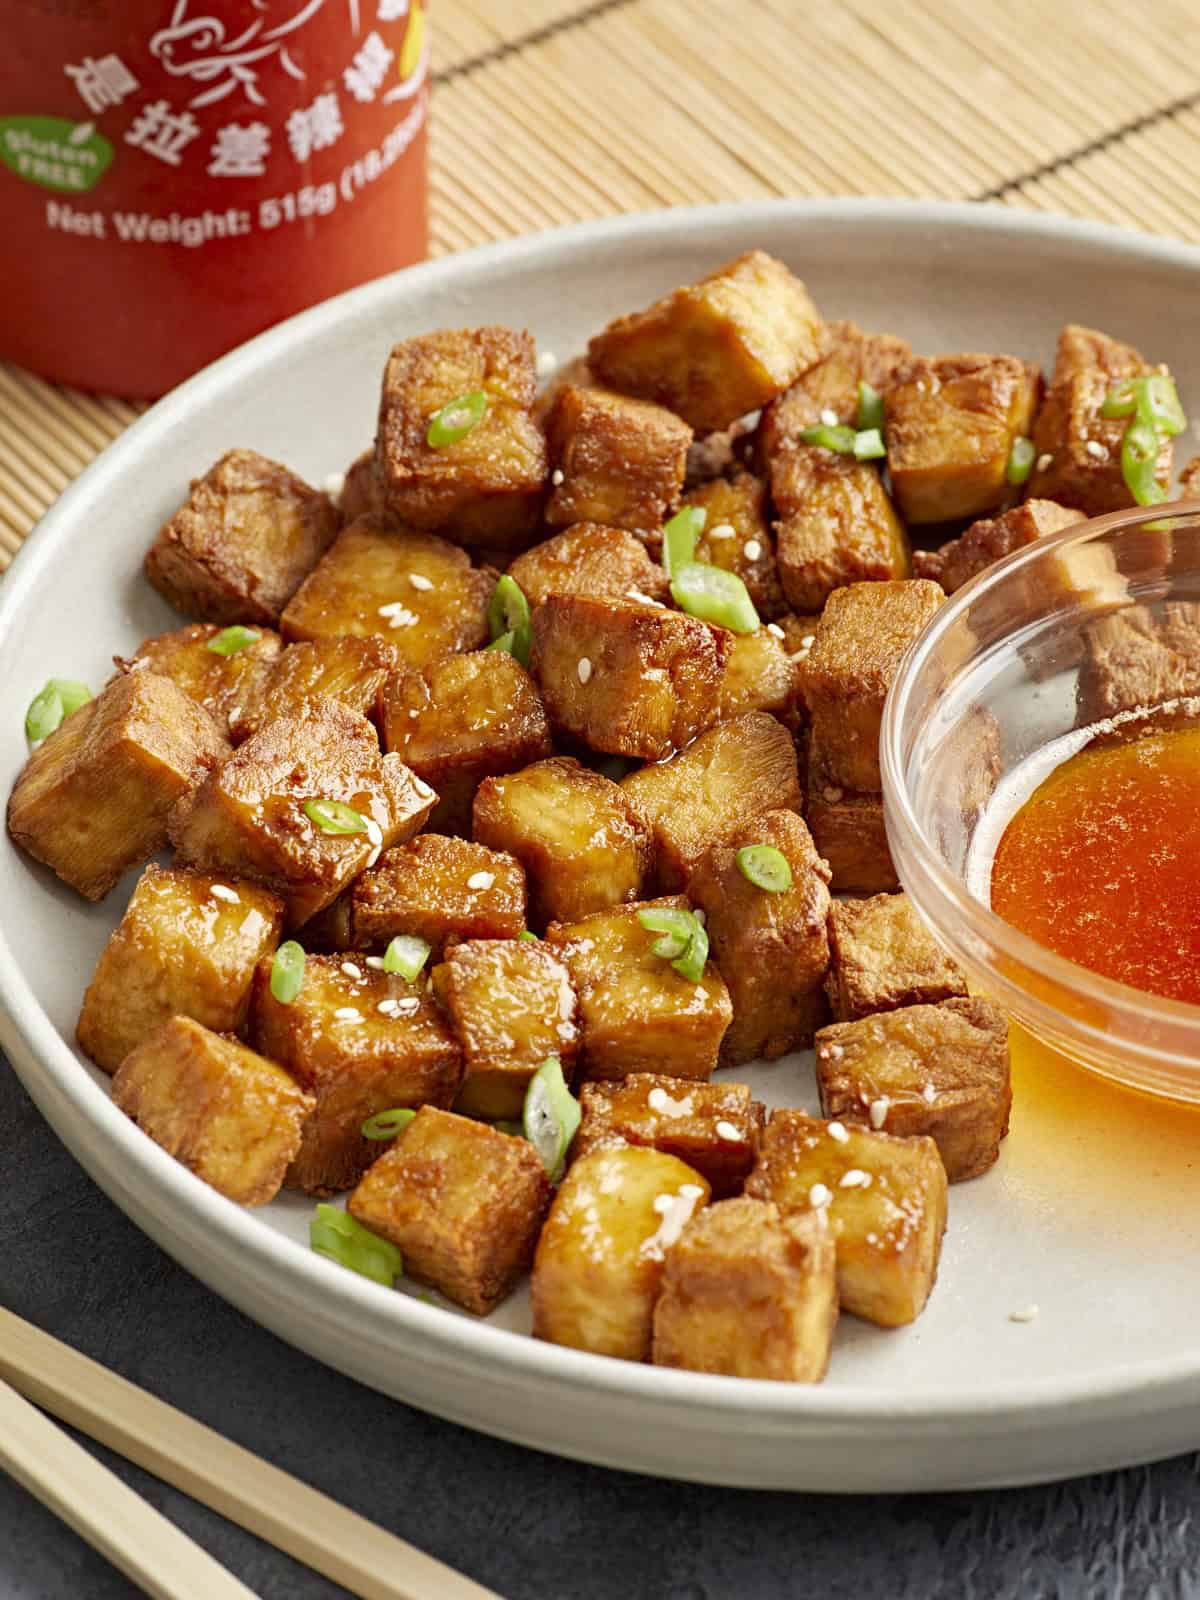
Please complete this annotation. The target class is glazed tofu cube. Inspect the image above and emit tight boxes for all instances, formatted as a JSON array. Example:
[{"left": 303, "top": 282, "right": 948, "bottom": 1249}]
[
  {"left": 651, "top": 1197, "right": 837, "bottom": 1381},
  {"left": 544, "top": 385, "right": 690, "bottom": 532},
  {"left": 545, "top": 898, "right": 732, "bottom": 1081},
  {"left": 915, "top": 499, "right": 1085, "bottom": 596},
  {"left": 621, "top": 712, "right": 801, "bottom": 891},
  {"left": 815, "top": 997, "right": 1011, "bottom": 1183},
  {"left": 713, "top": 629, "right": 801, "bottom": 726},
  {"left": 687, "top": 808, "right": 831, "bottom": 1064},
  {"left": 170, "top": 700, "right": 435, "bottom": 928},
  {"left": 8, "top": 671, "right": 228, "bottom": 902},
  {"left": 745, "top": 1109, "right": 947, "bottom": 1326},
  {"left": 378, "top": 649, "right": 552, "bottom": 836},
  {"left": 531, "top": 594, "right": 730, "bottom": 760},
  {"left": 684, "top": 472, "right": 787, "bottom": 619},
  {"left": 250, "top": 953, "right": 462, "bottom": 1194},
  {"left": 573, "top": 1075, "right": 763, "bottom": 1197},
  {"left": 349, "top": 1106, "right": 551, "bottom": 1313},
  {"left": 799, "top": 580, "right": 943, "bottom": 793},
  {"left": 506, "top": 523, "right": 670, "bottom": 609},
  {"left": 886, "top": 355, "right": 1041, "bottom": 524},
  {"left": 77, "top": 864, "right": 284, "bottom": 1075},
  {"left": 116, "top": 622, "right": 281, "bottom": 737},
  {"left": 1076, "top": 602, "right": 1200, "bottom": 722},
  {"left": 112, "top": 1016, "right": 313, "bottom": 1207},
  {"left": 587, "top": 250, "right": 824, "bottom": 432},
  {"left": 144, "top": 449, "right": 339, "bottom": 627},
  {"left": 375, "top": 327, "right": 546, "bottom": 548},
  {"left": 761, "top": 319, "right": 913, "bottom": 434},
  {"left": 473, "top": 756, "right": 651, "bottom": 927},
  {"left": 531, "top": 1144, "right": 709, "bottom": 1358},
  {"left": 826, "top": 893, "right": 968, "bottom": 1023},
  {"left": 230, "top": 635, "right": 398, "bottom": 743},
  {"left": 279, "top": 517, "right": 492, "bottom": 665},
  {"left": 805, "top": 736, "right": 899, "bottom": 895},
  {"left": 350, "top": 834, "right": 526, "bottom": 955},
  {"left": 431, "top": 940, "right": 580, "bottom": 1120},
  {"left": 772, "top": 451, "right": 910, "bottom": 614}
]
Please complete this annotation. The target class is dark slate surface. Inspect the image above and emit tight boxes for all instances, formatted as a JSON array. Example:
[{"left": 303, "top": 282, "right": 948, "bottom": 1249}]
[{"left": 1, "top": 1056, "right": 1196, "bottom": 1600}]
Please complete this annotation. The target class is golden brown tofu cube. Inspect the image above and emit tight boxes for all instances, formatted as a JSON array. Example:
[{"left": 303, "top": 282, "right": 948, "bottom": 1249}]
[
  {"left": 8, "top": 671, "right": 228, "bottom": 902},
  {"left": 375, "top": 327, "right": 546, "bottom": 548},
  {"left": 112, "top": 1016, "right": 313, "bottom": 1207},
  {"left": 506, "top": 523, "right": 671, "bottom": 610},
  {"left": 250, "top": 954, "right": 462, "bottom": 1195},
  {"left": 379, "top": 649, "right": 552, "bottom": 836},
  {"left": 144, "top": 449, "right": 339, "bottom": 627},
  {"left": 772, "top": 450, "right": 910, "bottom": 614},
  {"left": 78, "top": 864, "right": 284, "bottom": 1075},
  {"left": 621, "top": 712, "right": 801, "bottom": 892},
  {"left": 688, "top": 808, "right": 831, "bottom": 1065},
  {"left": 1076, "top": 602, "right": 1200, "bottom": 723},
  {"left": 573, "top": 1075, "right": 762, "bottom": 1198},
  {"left": 587, "top": 250, "right": 824, "bottom": 433},
  {"left": 349, "top": 1106, "right": 551, "bottom": 1313},
  {"left": 799, "top": 580, "right": 943, "bottom": 793},
  {"left": 431, "top": 939, "right": 579, "bottom": 1120},
  {"left": 230, "top": 635, "right": 399, "bottom": 743},
  {"left": 351, "top": 834, "right": 527, "bottom": 956},
  {"left": 531, "top": 1144, "right": 710, "bottom": 1358},
  {"left": 170, "top": 700, "right": 434, "bottom": 928},
  {"left": 473, "top": 756, "right": 651, "bottom": 927},
  {"left": 826, "top": 893, "right": 968, "bottom": 1023},
  {"left": 713, "top": 629, "right": 802, "bottom": 727},
  {"left": 745, "top": 1109, "right": 947, "bottom": 1327},
  {"left": 805, "top": 735, "right": 899, "bottom": 895},
  {"left": 279, "top": 516, "right": 492, "bottom": 665},
  {"left": 762, "top": 319, "right": 913, "bottom": 435},
  {"left": 816, "top": 997, "right": 1011, "bottom": 1183},
  {"left": 651, "top": 1197, "right": 837, "bottom": 1382},
  {"left": 531, "top": 594, "right": 730, "bottom": 760},
  {"left": 915, "top": 499, "right": 1085, "bottom": 596},
  {"left": 684, "top": 472, "right": 786, "bottom": 620},
  {"left": 545, "top": 898, "right": 731, "bottom": 1082},
  {"left": 544, "top": 385, "right": 690, "bottom": 532},
  {"left": 886, "top": 355, "right": 1041, "bottom": 524},
  {"left": 115, "top": 622, "right": 282, "bottom": 737}
]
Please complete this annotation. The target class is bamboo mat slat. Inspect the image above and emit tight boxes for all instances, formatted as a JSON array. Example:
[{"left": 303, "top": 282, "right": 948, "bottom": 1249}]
[{"left": 4, "top": 0, "right": 1200, "bottom": 570}]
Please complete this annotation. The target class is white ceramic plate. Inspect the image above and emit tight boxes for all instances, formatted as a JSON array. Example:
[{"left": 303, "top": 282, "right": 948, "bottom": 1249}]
[{"left": 3, "top": 200, "right": 1200, "bottom": 1493}]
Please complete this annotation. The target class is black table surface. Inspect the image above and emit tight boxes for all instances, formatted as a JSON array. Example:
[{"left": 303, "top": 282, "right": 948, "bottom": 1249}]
[{"left": 1, "top": 1056, "right": 1194, "bottom": 1600}]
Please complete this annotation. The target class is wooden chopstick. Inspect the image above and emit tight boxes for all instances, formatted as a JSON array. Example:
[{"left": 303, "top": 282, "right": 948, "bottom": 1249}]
[
  {"left": 0, "top": 1308, "right": 503, "bottom": 1600},
  {"left": 0, "top": 1375, "right": 257, "bottom": 1600}
]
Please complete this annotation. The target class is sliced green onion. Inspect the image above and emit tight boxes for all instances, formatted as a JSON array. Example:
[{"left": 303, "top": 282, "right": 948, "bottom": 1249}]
[
  {"left": 637, "top": 905, "right": 709, "bottom": 983},
  {"left": 1006, "top": 436, "right": 1035, "bottom": 485},
  {"left": 670, "top": 561, "right": 760, "bottom": 635},
  {"left": 270, "top": 940, "right": 306, "bottom": 1004},
  {"left": 24, "top": 679, "right": 91, "bottom": 743},
  {"left": 672, "top": 919, "right": 709, "bottom": 984},
  {"left": 51, "top": 679, "right": 92, "bottom": 716},
  {"left": 517, "top": 930, "right": 539, "bottom": 942},
  {"left": 856, "top": 380, "right": 885, "bottom": 433},
  {"left": 362, "top": 1107, "right": 416, "bottom": 1141},
  {"left": 736, "top": 843, "right": 794, "bottom": 893},
  {"left": 637, "top": 906, "right": 696, "bottom": 943},
  {"left": 853, "top": 427, "right": 886, "bottom": 462},
  {"left": 310, "top": 1204, "right": 403, "bottom": 1287},
  {"left": 1100, "top": 381, "right": 1138, "bottom": 421},
  {"left": 206, "top": 625, "right": 261, "bottom": 657},
  {"left": 303, "top": 798, "right": 368, "bottom": 835},
  {"left": 800, "top": 423, "right": 857, "bottom": 454},
  {"left": 662, "top": 505, "right": 707, "bottom": 577},
  {"left": 487, "top": 629, "right": 517, "bottom": 657},
  {"left": 495, "top": 1119, "right": 526, "bottom": 1138},
  {"left": 522, "top": 1056, "right": 580, "bottom": 1183},
  {"left": 382, "top": 934, "right": 430, "bottom": 980},
  {"left": 488, "top": 575, "right": 532, "bottom": 668},
  {"left": 1121, "top": 416, "right": 1167, "bottom": 506},
  {"left": 426, "top": 389, "right": 488, "bottom": 449},
  {"left": 1140, "top": 374, "right": 1187, "bottom": 438}
]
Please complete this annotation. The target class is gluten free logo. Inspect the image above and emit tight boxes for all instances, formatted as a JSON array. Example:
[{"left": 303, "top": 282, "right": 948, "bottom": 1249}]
[{"left": 0, "top": 116, "right": 114, "bottom": 192}]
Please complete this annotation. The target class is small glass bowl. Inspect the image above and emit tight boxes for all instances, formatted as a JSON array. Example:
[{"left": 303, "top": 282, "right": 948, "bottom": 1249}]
[{"left": 881, "top": 498, "right": 1200, "bottom": 1103}]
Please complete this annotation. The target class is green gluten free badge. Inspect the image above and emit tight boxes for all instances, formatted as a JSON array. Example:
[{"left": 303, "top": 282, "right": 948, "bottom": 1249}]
[{"left": 0, "top": 116, "right": 113, "bottom": 193}]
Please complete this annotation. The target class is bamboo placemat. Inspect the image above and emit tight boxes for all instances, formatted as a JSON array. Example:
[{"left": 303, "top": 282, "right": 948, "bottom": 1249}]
[{"left": 3, "top": 0, "right": 1200, "bottom": 568}]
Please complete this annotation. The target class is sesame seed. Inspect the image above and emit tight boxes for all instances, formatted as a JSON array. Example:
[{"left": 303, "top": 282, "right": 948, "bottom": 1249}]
[
  {"left": 536, "top": 349, "right": 558, "bottom": 376},
  {"left": 378, "top": 602, "right": 418, "bottom": 628},
  {"left": 626, "top": 587, "right": 665, "bottom": 607},
  {"left": 1085, "top": 439, "right": 1106, "bottom": 459},
  {"left": 743, "top": 539, "right": 762, "bottom": 561},
  {"left": 365, "top": 956, "right": 385, "bottom": 970},
  {"left": 839, "top": 1168, "right": 871, "bottom": 1188},
  {"left": 209, "top": 884, "right": 239, "bottom": 904},
  {"left": 766, "top": 622, "right": 785, "bottom": 639},
  {"left": 827, "top": 1121, "right": 849, "bottom": 1143},
  {"left": 708, "top": 522, "right": 736, "bottom": 540},
  {"left": 820, "top": 408, "right": 839, "bottom": 427},
  {"left": 340, "top": 961, "right": 363, "bottom": 980},
  {"left": 647, "top": 1086, "right": 693, "bottom": 1116},
  {"left": 715, "top": 1119, "right": 740, "bottom": 1142},
  {"left": 364, "top": 816, "right": 384, "bottom": 869},
  {"left": 1010, "top": 1305, "right": 1039, "bottom": 1324},
  {"left": 228, "top": 706, "right": 241, "bottom": 723},
  {"left": 826, "top": 1043, "right": 844, "bottom": 1059},
  {"left": 869, "top": 1096, "right": 890, "bottom": 1129},
  {"left": 790, "top": 647, "right": 810, "bottom": 663},
  {"left": 551, "top": 468, "right": 565, "bottom": 486},
  {"left": 377, "top": 999, "right": 400, "bottom": 1017},
  {"left": 322, "top": 471, "right": 346, "bottom": 498},
  {"left": 577, "top": 657, "right": 593, "bottom": 684},
  {"left": 334, "top": 1007, "right": 361, "bottom": 1022},
  {"left": 822, "top": 786, "right": 843, "bottom": 803},
  {"left": 467, "top": 870, "right": 495, "bottom": 890},
  {"left": 1037, "top": 453, "right": 1054, "bottom": 473},
  {"left": 922, "top": 1082, "right": 936, "bottom": 1104},
  {"left": 808, "top": 1182, "right": 832, "bottom": 1208},
  {"left": 409, "top": 573, "right": 434, "bottom": 591},
  {"left": 692, "top": 908, "right": 706, "bottom": 925}
]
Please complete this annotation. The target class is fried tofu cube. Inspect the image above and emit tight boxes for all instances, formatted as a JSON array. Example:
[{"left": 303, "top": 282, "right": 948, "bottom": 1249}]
[
  {"left": 713, "top": 629, "right": 801, "bottom": 726},
  {"left": 349, "top": 1106, "right": 551, "bottom": 1313},
  {"left": 745, "top": 1110, "right": 947, "bottom": 1326},
  {"left": 115, "top": 622, "right": 282, "bottom": 737},
  {"left": 544, "top": 384, "right": 690, "bottom": 532},
  {"left": 684, "top": 472, "right": 787, "bottom": 619},
  {"left": 350, "top": 834, "right": 526, "bottom": 955},
  {"left": 531, "top": 594, "right": 730, "bottom": 760},
  {"left": 378, "top": 649, "right": 552, "bottom": 836},
  {"left": 531, "top": 1144, "right": 709, "bottom": 1358},
  {"left": 688, "top": 808, "right": 831, "bottom": 1064},
  {"left": 805, "top": 736, "right": 898, "bottom": 895},
  {"left": 815, "top": 997, "right": 1011, "bottom": 1183},
  {"left": 144, "top": 449, "right": 339, "bottom": 627},
  {"left": 826, "top": 893, "right": 968, "bottom": 1023},
  {"left": 506, "top": 523, "right": 671, "bottom": 609},
  {"left": 651, "top": 1197, "right": 837, "bottom": 1381},
  {"left": 279, "top": 516, "right": 492, "bottom": 665},
  {"left": 112, "top": 1016, "right": 313, "bottom": 1206},
  {"left": 621, "top": 712, "right": 801, "bottom": 891},
  {"left": 799, "top": 580, "right": 943, "bottom": 793},
  {"left": 545, "top": 898, "right": 731, "bottom": 1082},
  {"left": 8, "top": 671, "right": 228, "bottom": 902},
  {"left": 77, "top": 864, "right": 284, "bottom": 1075},
  {"left": 772, "top": 450, "right": 910, "bottom": 613},
  {"left": 430, "top": 939, "right": 579, "bottom": 1120},
  {"left": 573, "top": 1075, "right": 762, "bottom": 1197},
  {"left": 915, "top": 499, "right": 1086, "bottom": 596},
  {"left": 250, "top": 953, "right": 461, "bottom": 1194},
  {"left": 230, "top": 635, "right": 398, "bottom": 743},
  {"left": 1076, "top": 602, "right": 1200, "bottom": 722},
  {"left": 170, "top": 700, "right": 434, "bottom": 927},
  {"left": 375, "top": 327, "right": 546, "bottom": 548},
  {"left": 761, "top": 319, "right": 913, "bottom": 434},
  {"left": 531, "top": 353, "right": 597, "bottom": 428},
  {"left": 886, "top": 354, "right": 1041, "bottom": 524}
]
